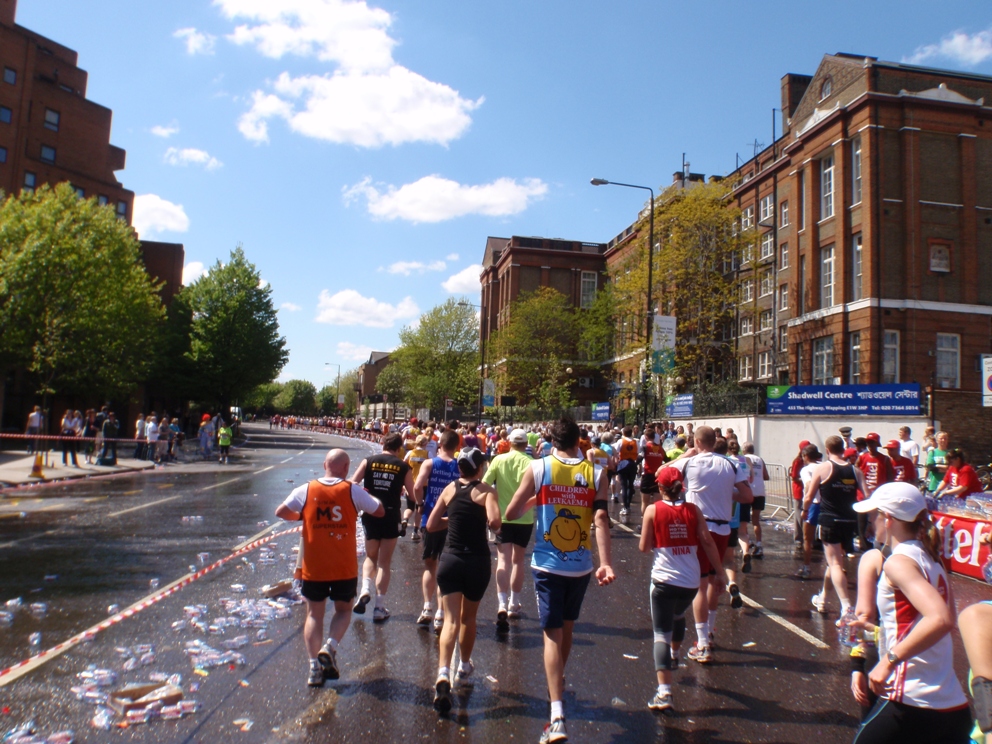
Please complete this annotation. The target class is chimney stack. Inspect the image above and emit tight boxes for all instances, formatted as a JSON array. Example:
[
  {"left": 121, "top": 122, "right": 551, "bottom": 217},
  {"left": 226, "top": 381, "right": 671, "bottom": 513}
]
[{"left": 0, "top": 0, "right": 16, "bottom": 27}]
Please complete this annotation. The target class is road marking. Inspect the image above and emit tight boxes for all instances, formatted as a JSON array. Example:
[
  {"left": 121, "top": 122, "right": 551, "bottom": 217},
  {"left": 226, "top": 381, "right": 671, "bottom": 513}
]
[
  {"left": 157, "top": 483, "right": 175, "bottom": 490},
  {"left": 613, "top": 521, "right": 636, "bottom": 534},
  {"left": 198, "top": 477, "right": 241, "bottom": 492},
  {"left": 253, "top": 466, "right": 274, "bottom": 475},
  {"left": 280, "top": 457, "right": 293, "bottom": 464},
  {"left": 122, "top": 490, "right": 142, "bottom": 495},
  {"left": 108, "top": 495, "right": 183, "bottom": 517},
  {"left": 83, "top": 496, "right": 108, "bottom": 503},
  {"left": 739, "top": 593, "right": 829, "bottom": 649},
  {"left": 297, "top": 451, "right": 305, "bottom": 455},
  {"left": 0, "top": 528, "right": 64, "bottom": 549}
]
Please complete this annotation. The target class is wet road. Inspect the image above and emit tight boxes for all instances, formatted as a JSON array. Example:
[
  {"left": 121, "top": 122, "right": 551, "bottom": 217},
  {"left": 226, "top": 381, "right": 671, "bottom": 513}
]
[{"left": 0, "top": 424, "right": 989, "bottom": 743}]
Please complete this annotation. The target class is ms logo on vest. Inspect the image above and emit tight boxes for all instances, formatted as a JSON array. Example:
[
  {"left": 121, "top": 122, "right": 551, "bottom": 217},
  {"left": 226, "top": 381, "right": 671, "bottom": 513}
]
[{"left": 316, "top": 505, "right": 344, "bottom": 522}]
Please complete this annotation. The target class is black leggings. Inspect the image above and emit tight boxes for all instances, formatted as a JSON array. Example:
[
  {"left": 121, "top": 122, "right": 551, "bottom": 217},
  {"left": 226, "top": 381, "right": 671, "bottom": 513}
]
[
  {"left": 853, "top": 699, "right": 973, "bottom": 744},
  {"left": 618, "top": 465, "right": 636, "bottom": 510},
  {"left": 650, "top": 582, "right": 697, "bottom": 671}
]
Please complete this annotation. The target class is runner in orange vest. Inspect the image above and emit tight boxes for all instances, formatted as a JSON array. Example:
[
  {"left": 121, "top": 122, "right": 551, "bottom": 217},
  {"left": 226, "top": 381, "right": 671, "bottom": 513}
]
[{"left": 275, "top": 449, "right": 384, "bottom": 687}]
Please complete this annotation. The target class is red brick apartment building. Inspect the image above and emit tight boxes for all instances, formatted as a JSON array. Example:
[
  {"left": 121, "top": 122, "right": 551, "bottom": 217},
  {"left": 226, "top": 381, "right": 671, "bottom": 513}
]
[{"left": 731, "top": 53, "right": 992, "bottom": 446}]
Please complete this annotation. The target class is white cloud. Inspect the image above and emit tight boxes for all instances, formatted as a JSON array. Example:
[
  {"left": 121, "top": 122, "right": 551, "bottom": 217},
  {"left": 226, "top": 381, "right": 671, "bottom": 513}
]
[
  {"left": 442, "top": 264, "right": 482, "bottom": 294},
  {"left": 906, "top": 27, "right": 992, "bottom": 66},
  {"left": 174, "top": 27, "right": 217, "bottom": 55},
  {"left": 446, "top": 253, "right": 459, "bottom": 261},
  {"left": 133, "top": 194, "right": 190, "bottom": 238},
  {"left": 219, "top": 0, "right": 482, "bottom": 147},
  {"left": 280, "top": 302, "right": 302, "bottom": 311},
  {"left": 315, "top": 289, "right": 419, "bottom": 327},
  {"left": 182, "top": 261, "right": 206, "bottom": 285},
  {"left": 151, "top": 123, "right": 180, "bottom": 138},
  {"left": 164, "top": 147, "right": 223, "bottom": 170},
  {"left": 343, "top": 175, "right": 548, "bottom": 223},
  {"left": 337, "top": 341, "right": 375, "bottom": 361},
  {"left": 380, "top": 260, "right": 447, "bottom": 276}
]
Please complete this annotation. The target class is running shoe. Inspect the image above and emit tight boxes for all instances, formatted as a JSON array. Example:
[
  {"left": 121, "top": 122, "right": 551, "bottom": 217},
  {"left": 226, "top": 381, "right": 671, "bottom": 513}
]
[
  {"left": 539, "top": 717, "right": 568, "bottom": 743},
  {"left": 307, "top": 662, "right": 324, "bottom": 687},
  {"left": 372, "top": 606, "right": 390, "bottom": 623},
  {"left": 796, "top": 565, "right": 810, "bottom": 579},
  {"left": 317, "top": 642, "right": 339, "bottom": 680},
  {"left": 753, "top": 543, "right": 764, "bottom": 558},
  {"left": 728, "top": 583, "right": 743, "bottom": 610},
  {"left": 456, "top": 660, "right": 475, "bottom": 686},
  {"left": 433, "top": 674, "right": 452, "bottom": 714},
  {"left": 612, "top": 495, "right": 619, "bottom": 503},
  {"left": 668, "top": 653, "right": 680, "bottom": 670},
  {"left": 416, "top": 609, "right": 433, "bottom": 626},
  {"left": 433, "top": 613, "right": 444, "bottom": 634},
  {"left": 412, "top": 528, "right": 421, "bottom": 543},
  {"left": 398, "top": 521, "right": 407, "bottom": 538},
  {"left": 507, "top": 602, "right": 523, "bottom": 619},
  {"left": 353, "top": 590, "right": 372, "bottom": 615},
  {"left": 619, "top": 508, "right": 628, "bottom": 524},
  {"left": 686, "top": 643, "right": 712, "bottom": 664},
  {"left": 741, "top": 553, "right": 752, "bottom": 574},
  {"left": 811, "top": 593, "right": 827, "bottom": 614},
  {"left": 496, "top": 606, "right": 509, "bottom": 630},
  {"left": 648, "top": 691, "right": 673, "bottom": 711}
]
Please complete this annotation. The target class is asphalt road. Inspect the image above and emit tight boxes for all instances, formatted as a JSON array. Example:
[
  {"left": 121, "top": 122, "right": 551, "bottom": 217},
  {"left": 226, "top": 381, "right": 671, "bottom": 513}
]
[{"left": 0, "top": 423, "right": 989, "bottom": 743}]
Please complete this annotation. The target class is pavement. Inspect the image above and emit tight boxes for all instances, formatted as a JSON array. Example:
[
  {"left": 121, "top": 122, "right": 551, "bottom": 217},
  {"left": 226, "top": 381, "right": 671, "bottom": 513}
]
[{"left": 0, "top": 423, "right": 988, "bottom": 743}]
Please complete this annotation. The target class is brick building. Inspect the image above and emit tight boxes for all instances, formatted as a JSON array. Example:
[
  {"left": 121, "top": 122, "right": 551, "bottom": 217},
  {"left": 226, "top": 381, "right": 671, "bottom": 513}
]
[{"left": 730, "top": 53, "right": 992, "bottom": 457}]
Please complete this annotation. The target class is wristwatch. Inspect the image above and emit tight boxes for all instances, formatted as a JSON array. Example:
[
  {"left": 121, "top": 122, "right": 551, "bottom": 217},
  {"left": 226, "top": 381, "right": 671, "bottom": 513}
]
[{"left": 886, "top": 650, "right": 900, "bottom": 665}]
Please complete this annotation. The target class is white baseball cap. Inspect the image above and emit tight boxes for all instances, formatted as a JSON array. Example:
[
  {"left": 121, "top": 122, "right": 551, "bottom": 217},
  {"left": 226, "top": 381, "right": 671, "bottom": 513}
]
[
  {"left": 508, "top": 428, "right": 528, "bottom": 444},
  {"left": 852, "top": 481, "right": 928, "bottom": 521}
]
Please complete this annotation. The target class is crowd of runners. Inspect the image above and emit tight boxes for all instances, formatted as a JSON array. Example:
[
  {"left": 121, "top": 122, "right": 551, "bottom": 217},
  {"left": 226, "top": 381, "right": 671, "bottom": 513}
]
[{"left": 272, "top": 414, "right": 992, "bottom": 744}]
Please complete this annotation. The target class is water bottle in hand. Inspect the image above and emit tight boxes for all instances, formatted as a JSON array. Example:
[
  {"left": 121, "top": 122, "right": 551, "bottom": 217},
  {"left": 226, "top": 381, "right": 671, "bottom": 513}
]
[{"left": 838, "top": 606, "right": 859, "bottom": 647}]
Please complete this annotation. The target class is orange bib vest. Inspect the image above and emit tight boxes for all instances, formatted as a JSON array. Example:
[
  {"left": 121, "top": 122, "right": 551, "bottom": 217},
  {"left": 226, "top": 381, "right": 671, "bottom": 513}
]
[{"left": 300, "top": 480, "right": 359, "bottom": 582}]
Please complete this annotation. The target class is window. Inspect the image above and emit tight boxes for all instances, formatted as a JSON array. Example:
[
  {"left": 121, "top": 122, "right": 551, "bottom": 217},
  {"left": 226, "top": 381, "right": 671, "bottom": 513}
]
[
  {"left": 883, "top": 330, "right": 899, "bottom": 383},
  {"left": 760, "top": 232, "right": 775, "bottom": 260},
  {"left": 0, "top": 146, "right": 6, "bottom": 164},
  {"left": 44, "top": 108, "right": 60, "bottom": 132},
  {"left": 780, "top": 242, "right": 789, "bottom": 270},
  {"left": 760, "top": 194, "right": 774, "bottom": 223},
  {"left": 73, "top": 185, "right": 84, "bottom": 198},
  {"left": 23, "top": 172, "right": 35, "bottom": 193},
  {"left": 741, "top": 206, "right": 754, "bottom": 230},
  {"left": 741, "top": 279, "right": 754, "bottom": 303},
  {"left": 812, "top": 336, "right": 834, "bottom": 385},
  {"left": 820, "top": 244, "right": 835, "bottom": 308},
  {"left": 779, "top": 325, "right": 788, "bottom": 352},
  {"left": 779, "top": 284, "right": 789, "bottom": 311},
  {"left": 760, "top": 269, "right": 774, "bottom": 297},
  {"left": 851, "top": 234, "right": 863, "bottom": 301},
  {"left": 821, "top": 155, "right": 835, "bottom": 219},
  {"left": 3, "top": 67, "right": 15, "bottom": 85},
  {"left": 0, "top": 106, "right": 11, "bottom": 124},
  {"left": 740, "top": 316, "right": 753, "bottom": 335},
  {"left": 758, "top": 351, "right": 772, "bottom": 379},
  {"left": 780, "top": 200, "right": 789, "bottom": 228},
  {"left": 820, "top": 77, "right": 832, "bottom": 100},
  {"left": 852, "top": 137, "right": 862, "bottom": 205},
  {"left": 936, "top": 333, "right": 960, "bottom": 389},
  {"left": 40, "top": 146, "right": 56, "bottom": 164},
  {"left": 98, "top": 195, "right": 109, "bottom": 206},
  {"left": 760, "top": 309, "right": 773, "bottom": 331},
  {"left": 580, "top": 271, "right": 598, "bottom": 309},
  {"left": 739, "top": 356, "right": 753, "bottom": 381},
  {"left": 116, "top": 201, "right": 127, "bottom": 220},
  {"left": 849, "top": 332, "right": 861, "bottom": 384},
  {"left": 798, "top": 170, "right": 806, "bottom": 229}
]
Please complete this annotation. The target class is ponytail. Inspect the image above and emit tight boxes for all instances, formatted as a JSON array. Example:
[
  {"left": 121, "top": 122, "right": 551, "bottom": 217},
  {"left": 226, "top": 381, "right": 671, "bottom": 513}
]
[{"left": 912, "top": 511, "right": 943, "bottom": 563}]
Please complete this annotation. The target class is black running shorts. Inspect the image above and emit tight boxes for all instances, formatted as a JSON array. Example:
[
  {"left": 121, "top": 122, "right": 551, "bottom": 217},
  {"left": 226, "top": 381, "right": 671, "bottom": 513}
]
[
  {"left": 437, "top": 553, "right": 492, "bottom": 602},
  {"left": 301, "top": 578, "right": 357, "bottom": 604},
  {"left": 496, "top": 522, "right": 534, "bottom": 548}
]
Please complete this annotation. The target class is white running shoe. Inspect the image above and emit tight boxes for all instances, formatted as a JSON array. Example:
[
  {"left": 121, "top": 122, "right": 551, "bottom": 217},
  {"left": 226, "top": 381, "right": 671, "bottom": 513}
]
[
  {"left": 372, "top": 606, "right": 390, "bottom": 623},
  {"left": 507, "top": 602, "right": 523, "bottom": 619},
  {"left": 811, "top": 593, "right": 827, "bottom": 614}
]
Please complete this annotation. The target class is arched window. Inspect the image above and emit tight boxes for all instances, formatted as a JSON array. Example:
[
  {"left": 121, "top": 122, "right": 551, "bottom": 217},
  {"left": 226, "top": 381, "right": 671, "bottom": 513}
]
[{"left": 819, "top": 77, "right": 832, "bottom": 101}]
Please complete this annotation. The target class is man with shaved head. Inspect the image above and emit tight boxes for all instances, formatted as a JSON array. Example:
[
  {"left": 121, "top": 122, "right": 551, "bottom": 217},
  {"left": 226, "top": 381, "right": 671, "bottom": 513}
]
[{"left": 276, "top": 449, "right": 384, "bottom": 687}]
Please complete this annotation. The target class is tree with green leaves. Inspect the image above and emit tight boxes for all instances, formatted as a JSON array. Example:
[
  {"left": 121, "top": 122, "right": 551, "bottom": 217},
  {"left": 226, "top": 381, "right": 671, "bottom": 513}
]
[
  {"left": 183, "top": 246, "right": 288, "bottom": 413},
  {"left": 0, "top": 183, "right": 164, "bottom": 401},
  {"left": 244, "top": 381, "right": 283, "bottom": 416},
  {"left": 387, "top": 299, "right": 478, "bottom": 416},
  {"left": 275, "top": 379, "right": 317, "bottom": 415}
]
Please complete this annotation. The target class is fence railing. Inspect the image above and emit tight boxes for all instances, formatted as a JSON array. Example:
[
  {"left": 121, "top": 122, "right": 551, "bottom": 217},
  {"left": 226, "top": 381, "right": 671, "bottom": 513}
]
[{"left": 764, "top": 462, "right": 795, "bottom": 521}]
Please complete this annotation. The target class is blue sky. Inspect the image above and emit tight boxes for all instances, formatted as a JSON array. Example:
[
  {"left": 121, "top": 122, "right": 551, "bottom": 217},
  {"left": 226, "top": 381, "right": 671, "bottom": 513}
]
[{"left": 15, "top": 0, "right": 992, "bottom": 387}]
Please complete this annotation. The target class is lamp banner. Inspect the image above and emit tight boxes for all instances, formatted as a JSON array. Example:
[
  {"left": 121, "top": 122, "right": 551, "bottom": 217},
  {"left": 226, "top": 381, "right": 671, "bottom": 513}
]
[
  {"left": 652, "top": 315, "right": 677, "bottom": 375},
  {"left": 665, "top": 393, "right": 694, "bottom": 418},
  {"left": 766, "top": 383, "right": 921, "bottom": 416},
  {"left": 482, "top": 379, "right": 496, "bottom": 408}
]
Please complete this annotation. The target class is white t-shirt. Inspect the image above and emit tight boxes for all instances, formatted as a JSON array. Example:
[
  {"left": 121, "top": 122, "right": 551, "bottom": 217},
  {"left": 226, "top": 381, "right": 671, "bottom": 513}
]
[
  {"left": 669, "top": 452, "right": 747, "bottom": 536},
  {"left": 900, "top": 439, "right": 921, "bottom": 462},
  {"left": 27, "top": 411, "right": 42, "bottom": 429},
  {"left": 744, "top": 454, "right": 766, "bottom": 497},
  {"left": 800, "top": 462, "right": 820, "bottom": 503},
  {"left": 281, "top": 477, "right": 381, "bottom": 515},
  {"left": 145, "top": 422, "right": 159, "bottom": 442},
  {"left": 135, "top": 418, "right": 146, "bottom": 438}
]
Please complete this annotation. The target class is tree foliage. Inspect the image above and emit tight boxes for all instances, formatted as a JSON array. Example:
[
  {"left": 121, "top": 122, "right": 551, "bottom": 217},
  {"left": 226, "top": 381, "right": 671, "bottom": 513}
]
[
  {"left": 183, "top": 246, "right": 288, "bottom": 410},
  {"left": 0, "top": 183, "right": 164, "bottom": 397},
  {"left": 275, "top": 379, "right": 317, "bottom": 415},
  {"left": 387, "top": 298, "right": 478, "bottom": 415},
  {"left": 244, "top": 381, "right": 283, "bottom": 415}
]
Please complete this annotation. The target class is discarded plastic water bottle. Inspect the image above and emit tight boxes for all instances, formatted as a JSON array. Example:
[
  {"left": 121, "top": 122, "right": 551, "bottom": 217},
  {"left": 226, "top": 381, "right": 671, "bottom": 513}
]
[
  {"left": 0, "top": 610, "right": 14, "bottom": 625},
  {"left": 197, "top": 552, "right": 210, "bottom": 564},
  {"left": 150, "top": 578, "right": 160, "bottom": 590},
  {"left": 29, "top": 631, "right": 41, "bottom": 649},
  {"left": 838, "top": 606, "right": 859, "bottom": 647},
  {"left": 6, "top": 597, "right": 23, "bottom": 610},
  {"left": 91, "top": 707, "right": 114, "bottom": 730},
  {"left": 107, "top": 604, "right": 119, "bottom": 615},
  {"left": 231, "top": 584, "right": 247, "bottom": 593},
  {"left": 29, "top": 602, "right": 47, "bottom": 616},
  {"left": 189, "top": 565, "right": 197, "bottom": 573},
  {"left": 984, "top": 555, "right": 992, "bottom": 586}
]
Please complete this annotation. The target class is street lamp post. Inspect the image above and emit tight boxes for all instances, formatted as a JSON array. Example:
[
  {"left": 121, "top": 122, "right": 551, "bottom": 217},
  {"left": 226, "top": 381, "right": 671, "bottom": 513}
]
[
  {"left": 591, "top": 178, "right": 656, "bottom": 427},
  {"left": 458, "top": 300, "right": 487, "bottom": 423},
  {"left": 323, "top": 362, "right": 341, "bottom": 414}
]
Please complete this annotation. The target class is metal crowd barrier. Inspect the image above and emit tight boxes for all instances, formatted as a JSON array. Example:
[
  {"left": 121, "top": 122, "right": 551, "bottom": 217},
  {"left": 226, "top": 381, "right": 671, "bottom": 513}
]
[{"left": 763, "top": 462, "right": 795, "bottom": 521}]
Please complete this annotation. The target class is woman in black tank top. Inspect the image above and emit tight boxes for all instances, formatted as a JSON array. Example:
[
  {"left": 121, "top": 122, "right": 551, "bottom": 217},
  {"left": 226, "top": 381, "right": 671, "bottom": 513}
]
[{"left": 425, "top": 448, "right": 501, "bottom": 714}]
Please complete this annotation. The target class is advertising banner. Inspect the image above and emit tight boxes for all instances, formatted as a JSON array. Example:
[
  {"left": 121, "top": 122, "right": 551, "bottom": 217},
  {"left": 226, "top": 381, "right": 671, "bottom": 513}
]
[
  {"left": 932, "top": 511, "right": 991, "bottom": 581},
  {"left": 651, "top": 315, "right": 677, "bottom": 375},
  {"left": 766, "top": 383, "right": 921, "bottom": 416},
  {"left": 591, "top": 402, "right": 611, "bottom": 421},
  {"left": 482, "top": 379, "right": 496, "bottom": 408},
  {"left": 665, "top": 393, "right": 694, "bottom": 419}
]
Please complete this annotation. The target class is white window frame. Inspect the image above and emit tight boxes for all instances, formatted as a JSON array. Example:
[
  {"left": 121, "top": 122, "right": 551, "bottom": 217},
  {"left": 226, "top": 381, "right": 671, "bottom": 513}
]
[
  {"left": 759, "top": 194, "right": 774, "bottom": 223},
  {"left": 742, "top": 243, "right": 754, "bottom": 265},
  {"left": 759, "top": 309, "right": 773, "bottom": 331},
  {"left": 852, "top": 234, "right": 863, "bottom": 302},
  {"left": 821, "top": 155, "right": 835, "bottom": 219},
  {"left": 820, "top": 244, "right": 835, "bottom": 308},
  {"left": 812, "top": 336, "right": 834, "bottom": 385},
  {"left": 778, "top": 284, "right": 788, "bottom": 311},
  {"left": 740, "top": 316, "right": 754, "bottom": 336},
  {"left": 780, "top": 200, "right": 789, "bottom": 228},
  {"left": 849, "top": 332, "right": 861, "bottom": 384},
  {"left": 883, "top": 330, "right": 900, "bottom": 384},
  {"left": 936, "top": 333, "right": 960, "bottom": 389},
  {"left": 741, "top": 206, "right": 754, "bottom": 231},
  {"left": 760, "top": 269, "right": 774, "bottom": 297},
  {"left": 779, "top": 325, "right": 788, "bottom": 352},
  {"left": 779, "top": 242, "right": 789, "bottom": 270},
  {"left": 760, "top": 232, "right": 775, "bottom": 260},
  {"left": 758, "top": 351, "right": 772, "bottom": 379},
  {"left": 739, "top": 355, "right": 753, "bottom": 381},
  {"left": 580, "top": 271, "right": 597, "bottom": 309},
  {"left": 852, "top": 137, "right": 862, "bottom": 205},
  {"left": 741, "top": 279, "right": 754, "bottom": 303}
]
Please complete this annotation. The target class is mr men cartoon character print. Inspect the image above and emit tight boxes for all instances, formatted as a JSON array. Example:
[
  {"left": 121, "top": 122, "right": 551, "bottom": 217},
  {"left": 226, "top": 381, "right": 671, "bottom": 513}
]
[
  {"left": 533, "top": 455, "right": 599, "bottom": 576},
  {"left": 544, "top": 508, "right": 588, "bottom": 561}
]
